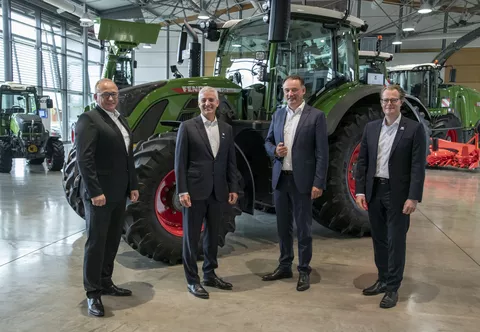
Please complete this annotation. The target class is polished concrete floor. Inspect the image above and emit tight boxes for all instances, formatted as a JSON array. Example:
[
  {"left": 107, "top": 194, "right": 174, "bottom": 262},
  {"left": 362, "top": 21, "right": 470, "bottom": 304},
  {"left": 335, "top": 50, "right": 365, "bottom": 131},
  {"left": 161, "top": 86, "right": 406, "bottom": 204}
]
[{"left": 1, "top": 159, "right": 480, "bottom": 332}]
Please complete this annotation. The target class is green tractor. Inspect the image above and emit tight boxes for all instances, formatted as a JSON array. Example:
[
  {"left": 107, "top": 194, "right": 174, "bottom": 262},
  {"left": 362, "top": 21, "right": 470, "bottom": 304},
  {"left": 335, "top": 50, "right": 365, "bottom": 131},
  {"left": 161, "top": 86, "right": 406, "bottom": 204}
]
[
  {"left": 387, "top": 26, "right": 480, "bottom": 143},
  {"left": 63, "top": 1, "right": 430, "bottom": 264},
  {"left": 0, "top": 82, "right": 64, "bottom": 173},
  {"left": 388, "top": 62, "right": 480, "bottom": 142}
]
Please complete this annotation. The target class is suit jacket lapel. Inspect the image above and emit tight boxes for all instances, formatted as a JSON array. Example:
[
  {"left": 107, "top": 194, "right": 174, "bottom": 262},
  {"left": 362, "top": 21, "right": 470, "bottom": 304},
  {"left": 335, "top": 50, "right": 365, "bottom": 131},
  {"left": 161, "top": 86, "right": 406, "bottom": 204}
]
[
  {"left": 195, "top": 116, "right": 214, "bottom": 158},
  {"left": 390, "top": 116, "right": 406, "bottom": 158},
  {"left": 278, "top": 108, "right": 287, "bottom": 144},
  {"left": 372, "top": 120, "right": 382, "bottom": 165},
  {"left": 293, "top": 105, "right": 311, "bottom": 146},
  {"left": 96, "top": 106, "right": 128, "bottom": 154},
  {"left": 217, "top": 119, "right": 226, "bottom": 153}
]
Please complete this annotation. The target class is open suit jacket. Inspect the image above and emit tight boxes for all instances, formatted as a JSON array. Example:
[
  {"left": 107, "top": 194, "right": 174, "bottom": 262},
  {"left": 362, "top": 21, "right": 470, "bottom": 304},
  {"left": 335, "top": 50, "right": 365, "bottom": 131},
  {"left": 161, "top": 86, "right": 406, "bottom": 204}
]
[
  {"left": 175, "top": 115, "right": 238, "bottom": 201},
  {"left": 265, "top": 104, "right": 329, "bottom": 193},
  {"left": 76, "top": 105, "right": 138, "bottom": 203},
  {"left": 355, "top": 115, "right": 427, "bottom": 210}
]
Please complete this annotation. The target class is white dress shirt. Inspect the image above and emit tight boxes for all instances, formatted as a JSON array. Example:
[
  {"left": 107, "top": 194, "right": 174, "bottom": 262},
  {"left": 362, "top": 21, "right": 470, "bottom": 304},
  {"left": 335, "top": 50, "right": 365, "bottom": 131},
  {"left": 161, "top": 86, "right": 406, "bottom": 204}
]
[
  {"left": 375, "top": 113, "right": 401, "bottom": 179},
  {"left": 101, "top": 107, "right": 130, "bottom": 153},
  {"left": 282, "top": 101, "right": 305, "bottom": 171},
  {"left": 200, "top": 113, "right": 220, "bottom": 157},
  {"left": 179, "top": 114, "right": 220, "bottom": 197},
  {"left": 356, "top": 113, "right": 401, "bottom": 197}
]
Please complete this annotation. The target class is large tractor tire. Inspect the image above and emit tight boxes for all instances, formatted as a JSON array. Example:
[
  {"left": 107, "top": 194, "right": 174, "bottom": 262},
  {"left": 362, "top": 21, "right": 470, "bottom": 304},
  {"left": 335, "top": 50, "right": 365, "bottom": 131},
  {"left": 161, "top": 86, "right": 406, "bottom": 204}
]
[
  {"left": 123, "top": 133, "right": 243, "bottom": 264},
  {"left": 431, "top": 114, "right": 462, "bottom": 142},
  {"left": 46, "top": 139, "right": 65, "bottom": 171},
  {"left": 62, "top": 147, "right": 85, "bottom": 218},
  {"left": 313, "top": 106, "right": 382, "bottom": 236},
  {"left": 0, "top": 140, "right": 13, "bottom": 173}
]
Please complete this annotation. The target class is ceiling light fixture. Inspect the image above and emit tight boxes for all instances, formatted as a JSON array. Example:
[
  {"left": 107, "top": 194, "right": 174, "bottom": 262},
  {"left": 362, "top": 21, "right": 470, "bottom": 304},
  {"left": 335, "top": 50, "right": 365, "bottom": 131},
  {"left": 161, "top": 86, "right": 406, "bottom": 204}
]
[
  {"left": 418, "top": 2, "right": 433, "bottom": 14},
  {"left": 198, "top": 10, "right": 209, "bottom": 20}
]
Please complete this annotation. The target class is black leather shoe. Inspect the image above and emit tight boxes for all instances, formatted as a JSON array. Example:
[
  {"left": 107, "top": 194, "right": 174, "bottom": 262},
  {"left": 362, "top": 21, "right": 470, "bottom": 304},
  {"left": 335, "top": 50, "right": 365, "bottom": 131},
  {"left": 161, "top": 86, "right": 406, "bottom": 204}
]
[
  {"left": 203, "top": 275, "right": 233, "bottom": 290},
  {"left": 87, "top": 297, "right": 104, "bottom": 317},
  {"left": 362, "top": 280, "right": 387, "bottom": 296},
  {"left": 380, "top": 291, "right": 398, "bottom": 309},
  {"left": 187, "top": 283, "right": 209, "bottom": 299},
  {"left": 262, "top": 267, "right": 293, "bottom": 281},
  {"left": 296, "top": 272, "right": 310, "bottom": 291},
  {"left": 102, "top": 284, "right": 132, "bottom": 296}
]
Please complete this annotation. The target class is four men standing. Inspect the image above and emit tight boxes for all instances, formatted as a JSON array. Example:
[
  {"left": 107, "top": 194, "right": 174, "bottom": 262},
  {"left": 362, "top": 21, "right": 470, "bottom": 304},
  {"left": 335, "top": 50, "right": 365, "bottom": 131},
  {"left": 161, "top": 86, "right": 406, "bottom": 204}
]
[{"left": 78, "top": 78, "right": 425, "bottom": 311}]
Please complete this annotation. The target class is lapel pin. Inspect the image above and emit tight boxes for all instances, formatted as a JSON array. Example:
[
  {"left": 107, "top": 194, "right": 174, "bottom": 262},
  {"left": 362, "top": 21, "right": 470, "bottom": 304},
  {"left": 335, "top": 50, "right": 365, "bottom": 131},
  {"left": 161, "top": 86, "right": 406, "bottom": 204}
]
[
  {"left": 400, "top": 127, "right": 405, "bottom": 130},
  {"left": 221, "top": 132, "right": 225, "bottom": 138}
]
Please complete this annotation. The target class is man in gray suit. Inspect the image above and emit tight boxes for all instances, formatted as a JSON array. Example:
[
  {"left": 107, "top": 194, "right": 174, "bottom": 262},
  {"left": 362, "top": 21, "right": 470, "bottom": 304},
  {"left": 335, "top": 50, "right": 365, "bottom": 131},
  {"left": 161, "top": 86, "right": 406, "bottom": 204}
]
[
  {"left": 175, "top": 86, "right": 239, "bottom": 299},
  {"left": 264, "top": 75, "right": 329, "bottom": 291}
]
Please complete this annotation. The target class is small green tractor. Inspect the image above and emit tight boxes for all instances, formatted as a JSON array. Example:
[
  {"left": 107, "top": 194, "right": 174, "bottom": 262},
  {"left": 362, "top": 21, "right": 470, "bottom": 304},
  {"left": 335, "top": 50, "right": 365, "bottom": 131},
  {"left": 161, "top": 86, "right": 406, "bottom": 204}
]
[
  {"left": 387, "top": 26, "right": 480, "bottom": 143},
  {"left": 0, "top": 82, "right": 64, "bottom": 173},
  {"left": 388, "top": 62, "right": 480, "bottom": 143},
  {"left": 63, "top": 1, "right": 431, "bottom": 264}
]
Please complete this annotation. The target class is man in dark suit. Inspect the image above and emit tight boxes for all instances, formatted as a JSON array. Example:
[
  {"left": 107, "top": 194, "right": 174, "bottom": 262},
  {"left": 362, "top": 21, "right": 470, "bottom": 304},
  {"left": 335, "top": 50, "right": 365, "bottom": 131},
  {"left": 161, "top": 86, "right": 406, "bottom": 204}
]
[
  {"left": 355, "top": 84, "right": 426, "bottom": 309},
  {"left": 175, "top": 86, "right": 238, "bottom": 299},
  {"left": 263, "top": 75, "right": 328, "bottom": 291},
  {"left": 76, "top": 78, "right": 139, "bottom": 317}
]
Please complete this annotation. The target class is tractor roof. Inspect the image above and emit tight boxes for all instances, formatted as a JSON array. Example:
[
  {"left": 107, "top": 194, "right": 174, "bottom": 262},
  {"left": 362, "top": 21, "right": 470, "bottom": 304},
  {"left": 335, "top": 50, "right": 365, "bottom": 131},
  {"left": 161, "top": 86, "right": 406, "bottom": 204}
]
[
  {"left": 222, "top": 4, "right": 365, "bottom": 29},
  {"left": 0, "top": 82, "right": 36, "bottom": 91},
  {"left": 387, "top": 63, "right": 441, "bottom": 72},
  {"left": 358, "top": 51, "right": 394, "bottom": 61}
]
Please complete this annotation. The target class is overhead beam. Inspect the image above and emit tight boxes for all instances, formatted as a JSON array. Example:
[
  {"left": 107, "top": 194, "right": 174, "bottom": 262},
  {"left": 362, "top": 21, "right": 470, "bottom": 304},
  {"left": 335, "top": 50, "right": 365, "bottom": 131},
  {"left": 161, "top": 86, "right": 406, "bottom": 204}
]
[
  {"left": 362, "top": 0, "right": 480, "bottom": 15},
  {"left": 160, "top": 3, "right": 254, "bottom": 26}
]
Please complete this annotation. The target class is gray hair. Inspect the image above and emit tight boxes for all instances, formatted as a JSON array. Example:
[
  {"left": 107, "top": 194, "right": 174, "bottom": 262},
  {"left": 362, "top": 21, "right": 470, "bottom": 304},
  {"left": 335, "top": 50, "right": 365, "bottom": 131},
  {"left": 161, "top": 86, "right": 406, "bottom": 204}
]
[
  {"left": 198, "top": 86, "right": 219, "bottom": 100},
  {"left": 95, "top": 78, "right": 117, "bottom": 93}
]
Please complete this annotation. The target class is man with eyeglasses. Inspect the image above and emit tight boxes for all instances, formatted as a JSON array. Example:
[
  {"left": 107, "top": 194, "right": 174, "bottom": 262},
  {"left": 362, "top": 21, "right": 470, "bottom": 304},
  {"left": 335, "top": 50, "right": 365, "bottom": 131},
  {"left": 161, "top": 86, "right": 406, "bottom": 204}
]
[
  {"left": 355, "top": 85, "right": 426, "bottom": 309},
  {"left": 75, "top": 78, "right": 139, "bottom": 317}
]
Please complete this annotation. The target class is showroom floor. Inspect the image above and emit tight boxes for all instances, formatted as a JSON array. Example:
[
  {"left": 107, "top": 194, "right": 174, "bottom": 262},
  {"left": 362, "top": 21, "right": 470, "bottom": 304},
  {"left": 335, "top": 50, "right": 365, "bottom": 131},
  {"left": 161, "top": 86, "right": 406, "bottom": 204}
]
[{"left": 0, "top": 159, "right": 479, "bottom": 332}]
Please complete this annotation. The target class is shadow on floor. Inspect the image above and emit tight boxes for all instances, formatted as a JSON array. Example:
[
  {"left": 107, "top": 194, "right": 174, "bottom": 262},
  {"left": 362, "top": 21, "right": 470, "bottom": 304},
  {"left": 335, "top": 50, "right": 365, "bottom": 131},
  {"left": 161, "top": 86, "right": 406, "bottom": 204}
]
[
  {"left": 78, "top": 281, "right": 155, "bottom": 317},
  {"left": 353, "top": 273, "right": 440, "bottom": 303}
]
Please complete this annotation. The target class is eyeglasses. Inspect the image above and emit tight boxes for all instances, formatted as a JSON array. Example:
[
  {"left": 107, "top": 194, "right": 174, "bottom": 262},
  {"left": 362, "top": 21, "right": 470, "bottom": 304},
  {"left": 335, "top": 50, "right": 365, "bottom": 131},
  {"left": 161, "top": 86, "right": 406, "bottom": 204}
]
[
  {"left": 98, "top": 92, "right": 118, "bottom": 99},
  {"left": 380, "top": 98, "right": 400, "bottom": 104}
]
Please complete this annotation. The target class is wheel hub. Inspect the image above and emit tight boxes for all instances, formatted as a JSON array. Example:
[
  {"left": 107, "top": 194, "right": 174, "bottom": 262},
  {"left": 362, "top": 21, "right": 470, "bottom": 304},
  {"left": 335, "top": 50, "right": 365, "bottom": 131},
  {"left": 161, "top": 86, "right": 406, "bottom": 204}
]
[
  {"left": 347, "top": 143, "right": 361, "bottom": 200},
  {"left": 155, "top": 170, "right": 183, "bottom": 237},
  {"left": 446, "top": 129, "right": 458, "bottom": 142}
]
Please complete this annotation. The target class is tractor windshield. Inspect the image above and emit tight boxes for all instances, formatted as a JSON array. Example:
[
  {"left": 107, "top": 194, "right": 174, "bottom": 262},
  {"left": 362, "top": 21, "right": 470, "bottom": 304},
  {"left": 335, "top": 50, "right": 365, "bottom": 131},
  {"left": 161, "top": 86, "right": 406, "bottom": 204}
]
[
  {"left": 217, "top": 16, "right": 356, "bottom": 101},
  {"left": 0, "top": 91, "right": 37, "bottom": 114},
  {"left": 388, "top": 70, "right": 436, "bottom": 107}
]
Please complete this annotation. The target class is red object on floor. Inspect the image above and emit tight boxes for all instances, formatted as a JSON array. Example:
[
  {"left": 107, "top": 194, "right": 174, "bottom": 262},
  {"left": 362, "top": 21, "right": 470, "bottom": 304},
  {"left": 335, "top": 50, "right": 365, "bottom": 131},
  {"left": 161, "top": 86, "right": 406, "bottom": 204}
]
[{"left": 427, "top": 133, "right": 480, "bottom": 170}]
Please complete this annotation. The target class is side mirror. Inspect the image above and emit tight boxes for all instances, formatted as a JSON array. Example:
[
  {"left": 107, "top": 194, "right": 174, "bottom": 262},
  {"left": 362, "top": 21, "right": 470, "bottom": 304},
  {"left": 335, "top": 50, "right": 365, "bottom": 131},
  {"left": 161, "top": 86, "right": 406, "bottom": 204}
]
[
  {"left": 449, "top": 68, "right": 456, "bottom": 83},
  {"left": 267, "top": 0, "right": 291, "bottom": 42},
  {"left": 46, "top": 98, "right": 53, "bottom": 108},
  {"left": 177, "top": 30, "right": 188, "bottom": 64}
]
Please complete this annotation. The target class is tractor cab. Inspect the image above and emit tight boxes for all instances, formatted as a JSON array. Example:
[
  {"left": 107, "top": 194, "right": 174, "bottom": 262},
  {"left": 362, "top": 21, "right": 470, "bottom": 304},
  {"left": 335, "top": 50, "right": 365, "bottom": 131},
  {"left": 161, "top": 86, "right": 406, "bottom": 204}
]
[
  {"left": 387, "top": 63, "right": 440, "bottom": 108},
  {"left": 358, "top": 50, "right": 393, "bottom": 85},
  {"left": 215, "top": 5, "right": 365, "bottom": 119}
]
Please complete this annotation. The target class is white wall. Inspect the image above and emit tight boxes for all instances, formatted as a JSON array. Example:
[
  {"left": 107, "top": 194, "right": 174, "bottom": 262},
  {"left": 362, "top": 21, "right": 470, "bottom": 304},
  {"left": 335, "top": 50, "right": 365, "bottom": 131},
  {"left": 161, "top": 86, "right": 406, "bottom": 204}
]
[{"left": 134, "top": 8, "right": 257, "bottom": 84}]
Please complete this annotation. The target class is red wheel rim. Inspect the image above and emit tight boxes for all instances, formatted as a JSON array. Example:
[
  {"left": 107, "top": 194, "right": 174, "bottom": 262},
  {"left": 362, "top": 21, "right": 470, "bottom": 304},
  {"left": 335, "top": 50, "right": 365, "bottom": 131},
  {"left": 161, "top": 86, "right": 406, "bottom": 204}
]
[
  {"left": 347, "top": 143, "right": 361, "bottom": 200},
  {"left": 155, "top": 170, "right": 183, "bottom": 237},
  {"left": 446, "top": 129, "right": 458, "bottom": 142}
]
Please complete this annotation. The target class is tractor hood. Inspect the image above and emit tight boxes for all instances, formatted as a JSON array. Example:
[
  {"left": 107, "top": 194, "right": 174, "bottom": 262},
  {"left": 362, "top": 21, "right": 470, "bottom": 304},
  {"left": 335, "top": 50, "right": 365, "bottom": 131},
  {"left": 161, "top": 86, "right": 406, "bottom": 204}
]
[
  {"left": 118, "top": 77, "right": 242, "bottom": 119},
  {"left": 12, "top": 113, "right": 45, "bottom": 135}
]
